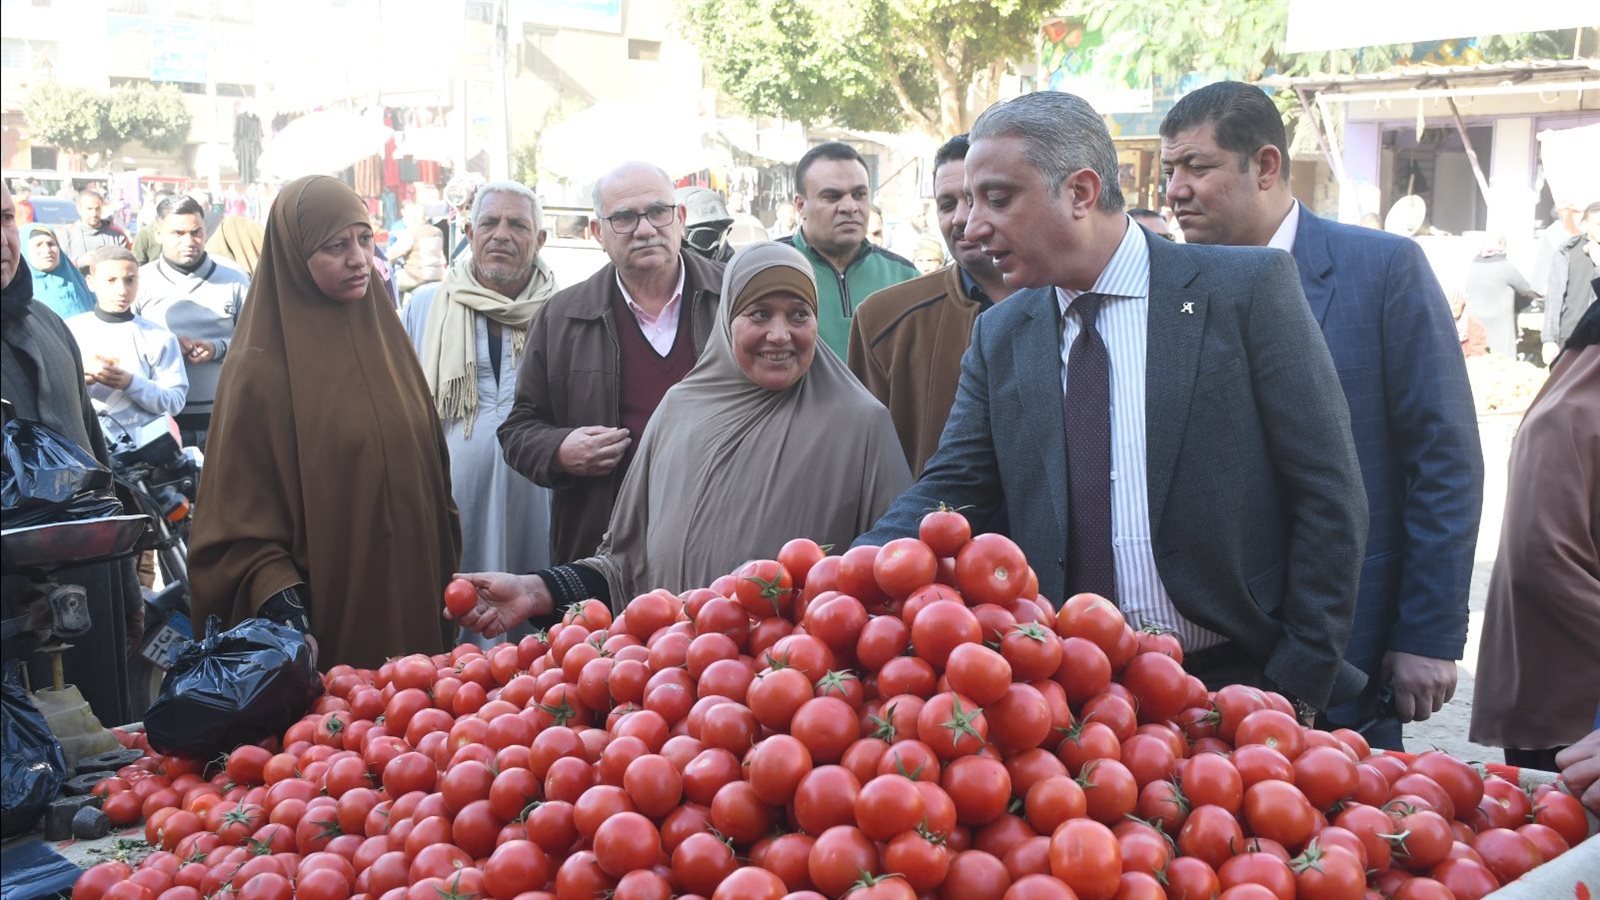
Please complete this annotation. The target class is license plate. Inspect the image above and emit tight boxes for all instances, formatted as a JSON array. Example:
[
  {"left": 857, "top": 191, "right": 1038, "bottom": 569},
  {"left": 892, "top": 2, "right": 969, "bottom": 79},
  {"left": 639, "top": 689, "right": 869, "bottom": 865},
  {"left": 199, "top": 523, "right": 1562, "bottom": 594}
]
[{"left": 140, "top": 621, "right": 190, "bottom": 667}]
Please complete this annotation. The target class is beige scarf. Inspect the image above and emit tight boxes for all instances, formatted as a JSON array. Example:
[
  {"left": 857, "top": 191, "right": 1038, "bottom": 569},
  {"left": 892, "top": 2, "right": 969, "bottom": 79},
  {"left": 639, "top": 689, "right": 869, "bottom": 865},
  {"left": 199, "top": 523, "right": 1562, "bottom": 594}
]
[{"left": 420, "top": 253, "right": 557, "bottom": 436}]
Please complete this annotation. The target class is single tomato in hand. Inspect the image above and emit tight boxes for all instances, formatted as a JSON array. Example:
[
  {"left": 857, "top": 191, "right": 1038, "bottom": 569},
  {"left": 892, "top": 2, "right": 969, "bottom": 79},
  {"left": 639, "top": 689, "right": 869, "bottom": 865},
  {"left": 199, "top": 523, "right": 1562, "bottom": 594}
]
[{"left": 444, "top": 578, "right": 478, "bottom": 617}]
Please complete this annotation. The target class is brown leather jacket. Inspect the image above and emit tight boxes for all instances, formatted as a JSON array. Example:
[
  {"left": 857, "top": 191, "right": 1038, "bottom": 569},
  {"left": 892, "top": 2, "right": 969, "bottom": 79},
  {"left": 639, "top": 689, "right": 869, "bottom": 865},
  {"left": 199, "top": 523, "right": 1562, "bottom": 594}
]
[{"left": 498, "top": 252, "right": 724, "bottom": 564}]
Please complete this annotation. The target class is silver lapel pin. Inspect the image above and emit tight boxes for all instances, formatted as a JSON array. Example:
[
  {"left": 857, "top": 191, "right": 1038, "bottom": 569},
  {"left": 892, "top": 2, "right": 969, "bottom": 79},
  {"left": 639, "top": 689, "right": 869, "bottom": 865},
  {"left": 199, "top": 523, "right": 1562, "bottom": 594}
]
[{"left": 1180, "top": 301, "right": 1195, "bottom": 315}]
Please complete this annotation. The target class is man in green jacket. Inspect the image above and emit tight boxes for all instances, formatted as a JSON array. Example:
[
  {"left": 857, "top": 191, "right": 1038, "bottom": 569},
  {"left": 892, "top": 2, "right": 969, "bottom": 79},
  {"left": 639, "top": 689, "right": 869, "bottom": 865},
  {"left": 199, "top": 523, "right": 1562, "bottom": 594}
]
[{"left": 779, "top": 142, "right": 917, "bottom": 357}]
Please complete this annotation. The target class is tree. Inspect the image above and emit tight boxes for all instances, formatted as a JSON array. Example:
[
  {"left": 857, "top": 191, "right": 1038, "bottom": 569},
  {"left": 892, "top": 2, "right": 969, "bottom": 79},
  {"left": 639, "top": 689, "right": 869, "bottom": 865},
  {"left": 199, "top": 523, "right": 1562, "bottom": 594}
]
[
  {"left": 106, "top": 82, "right": 192, "bottom": 155},
  {"left": 1081, "top": 1, "right": 1583, "bottom": 158},
  {"left": 677, "top": 0, "right": 1059, "bottom": 136},
  {"left": 1084, "top": 1, "right": 1581, "bottom": 90},
  {"left": 22, "top": 82, "right": 113, "bottom": 159},
  {"left": 22, "top": 80, "right": 192, "bottom": 166}
]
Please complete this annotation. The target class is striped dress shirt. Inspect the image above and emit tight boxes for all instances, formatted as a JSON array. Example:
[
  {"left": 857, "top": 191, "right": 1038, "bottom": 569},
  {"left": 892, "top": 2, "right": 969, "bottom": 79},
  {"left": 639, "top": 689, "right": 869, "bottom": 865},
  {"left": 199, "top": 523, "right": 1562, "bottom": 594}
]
[{"left": 1055, "top": 218, "right": 1227, "bottom": 652}]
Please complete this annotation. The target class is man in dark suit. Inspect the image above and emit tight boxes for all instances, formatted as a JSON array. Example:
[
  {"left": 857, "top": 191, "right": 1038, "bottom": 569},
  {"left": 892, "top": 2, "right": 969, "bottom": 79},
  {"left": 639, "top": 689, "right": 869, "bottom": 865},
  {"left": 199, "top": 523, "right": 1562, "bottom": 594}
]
[
  {"left": 857, "top": 91, "right": 1369, "bottom": 714},
  {"left": 1159, "top": 82, "right": 1484, "bottom": 748}
]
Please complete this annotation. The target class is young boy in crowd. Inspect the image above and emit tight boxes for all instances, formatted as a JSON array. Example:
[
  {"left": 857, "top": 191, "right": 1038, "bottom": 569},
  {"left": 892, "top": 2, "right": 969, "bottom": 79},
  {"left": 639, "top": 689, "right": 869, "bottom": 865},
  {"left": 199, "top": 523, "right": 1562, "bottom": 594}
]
[{"left": 67, "top": 247, "right": 189, "bottom": 437}]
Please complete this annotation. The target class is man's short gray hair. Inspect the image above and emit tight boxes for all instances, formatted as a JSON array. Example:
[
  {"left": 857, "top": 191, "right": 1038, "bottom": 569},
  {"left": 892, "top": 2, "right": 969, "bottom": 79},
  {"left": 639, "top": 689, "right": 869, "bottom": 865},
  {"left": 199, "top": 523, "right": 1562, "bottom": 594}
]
[
  {"left": 470, "top": 180, "right": 543, "bottom": 228},
  {"left": 970, "top": 92, "right": 1125, "bottom": 212},
  {"left": 591, "top": 162, "right": 673, "bottom": 217}
]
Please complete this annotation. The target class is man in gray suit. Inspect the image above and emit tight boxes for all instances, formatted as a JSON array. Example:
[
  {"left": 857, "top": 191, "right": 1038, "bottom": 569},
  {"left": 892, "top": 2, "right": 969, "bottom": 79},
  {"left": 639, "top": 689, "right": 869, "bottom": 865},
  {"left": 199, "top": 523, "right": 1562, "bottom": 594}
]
[{"left": 857, "top": 91, "right": 1369, "bottom": 713}]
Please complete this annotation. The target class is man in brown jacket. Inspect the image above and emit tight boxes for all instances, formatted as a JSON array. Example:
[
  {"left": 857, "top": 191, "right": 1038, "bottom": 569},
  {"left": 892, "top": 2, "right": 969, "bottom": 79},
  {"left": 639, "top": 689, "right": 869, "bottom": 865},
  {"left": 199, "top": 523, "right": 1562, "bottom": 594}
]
[
  {"left": 847, "top": 135, "right": 1010, "bottom": 475},
  {"left": 499, "top": 162, "right": 724, "bottom": 564}
]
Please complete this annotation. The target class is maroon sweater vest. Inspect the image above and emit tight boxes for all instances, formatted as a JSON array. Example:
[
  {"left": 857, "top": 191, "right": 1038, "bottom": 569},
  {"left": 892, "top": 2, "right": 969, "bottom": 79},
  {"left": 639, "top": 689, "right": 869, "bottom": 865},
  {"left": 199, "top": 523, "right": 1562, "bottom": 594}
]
[{"left": 612, "top": 292, "right": 697, "bottom": 465}]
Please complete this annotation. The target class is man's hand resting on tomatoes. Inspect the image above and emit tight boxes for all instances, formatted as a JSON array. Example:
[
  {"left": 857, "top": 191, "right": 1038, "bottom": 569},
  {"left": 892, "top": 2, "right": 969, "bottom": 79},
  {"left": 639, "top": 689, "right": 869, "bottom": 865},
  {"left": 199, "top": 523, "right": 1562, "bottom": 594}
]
[
  {"left": 1383, "top": 651, "right": 1458, "bottom": 723},
  {"left": 446, "top": 572, "right": 554, "bottom": 638},
  {"left": 1556, "top": 728, "right": 1600, "bottom": 816}
]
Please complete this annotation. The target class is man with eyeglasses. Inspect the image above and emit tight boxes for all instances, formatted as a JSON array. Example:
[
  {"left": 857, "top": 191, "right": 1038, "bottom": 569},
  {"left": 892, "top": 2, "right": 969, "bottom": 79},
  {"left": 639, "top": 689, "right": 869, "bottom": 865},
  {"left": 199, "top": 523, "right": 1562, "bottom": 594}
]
[{"left": 500, "top": 162, "right": 725, "bottom": 565}]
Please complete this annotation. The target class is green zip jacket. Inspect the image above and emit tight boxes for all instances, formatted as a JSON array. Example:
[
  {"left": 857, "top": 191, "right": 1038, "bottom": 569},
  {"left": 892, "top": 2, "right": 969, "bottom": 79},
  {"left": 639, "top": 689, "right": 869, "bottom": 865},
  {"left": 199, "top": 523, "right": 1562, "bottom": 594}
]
[{"left": 779, "top": 228, "right": 918, "bottom": 358}]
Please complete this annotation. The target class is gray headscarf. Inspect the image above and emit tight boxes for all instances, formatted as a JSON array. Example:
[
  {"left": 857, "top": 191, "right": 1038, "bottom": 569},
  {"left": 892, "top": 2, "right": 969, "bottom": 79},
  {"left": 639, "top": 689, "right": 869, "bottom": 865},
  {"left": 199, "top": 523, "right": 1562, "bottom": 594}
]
[{"left": 581, "top": 241, "right": 912, "bottom": 606}]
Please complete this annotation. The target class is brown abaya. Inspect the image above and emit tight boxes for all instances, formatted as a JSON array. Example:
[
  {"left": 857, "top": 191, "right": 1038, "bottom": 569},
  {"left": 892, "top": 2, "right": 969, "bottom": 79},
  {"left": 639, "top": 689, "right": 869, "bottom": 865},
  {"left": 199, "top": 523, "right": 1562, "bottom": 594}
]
[{"left": 188, "top": 175, "right": 461, "bottom": 669}]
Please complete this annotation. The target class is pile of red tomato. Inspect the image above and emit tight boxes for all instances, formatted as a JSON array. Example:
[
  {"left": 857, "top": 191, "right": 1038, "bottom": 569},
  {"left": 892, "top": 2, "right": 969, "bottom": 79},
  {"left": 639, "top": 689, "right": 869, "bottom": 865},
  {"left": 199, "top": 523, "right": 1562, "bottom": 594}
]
[{"left": 76, "top": 510, "right": 1594, "bottom": 900}]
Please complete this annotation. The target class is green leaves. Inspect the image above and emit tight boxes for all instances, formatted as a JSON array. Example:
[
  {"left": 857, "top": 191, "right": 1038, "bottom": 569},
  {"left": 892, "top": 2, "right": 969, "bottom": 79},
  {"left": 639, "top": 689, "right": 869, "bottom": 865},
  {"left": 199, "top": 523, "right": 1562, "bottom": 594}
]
[
  {"left": 676, "top": 0, "right": 1056, "bottom": 135},
  {"left": 23, "top": 80, "right": 192, "bottom": 163}
]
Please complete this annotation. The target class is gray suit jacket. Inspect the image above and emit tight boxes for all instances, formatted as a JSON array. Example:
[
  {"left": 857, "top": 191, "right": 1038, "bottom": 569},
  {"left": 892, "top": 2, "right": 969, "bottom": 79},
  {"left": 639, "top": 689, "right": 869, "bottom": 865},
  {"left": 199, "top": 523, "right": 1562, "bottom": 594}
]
[{"left": 858, "top": 230, "right": 1369, "bottom": 708}]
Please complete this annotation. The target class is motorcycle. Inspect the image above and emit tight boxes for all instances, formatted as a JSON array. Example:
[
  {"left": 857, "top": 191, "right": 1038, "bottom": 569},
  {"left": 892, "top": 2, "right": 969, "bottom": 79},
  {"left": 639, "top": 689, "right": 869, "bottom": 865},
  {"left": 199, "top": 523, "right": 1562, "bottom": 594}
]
[{"left": 98, "top": 414, "right": 202, "bottom": 712}]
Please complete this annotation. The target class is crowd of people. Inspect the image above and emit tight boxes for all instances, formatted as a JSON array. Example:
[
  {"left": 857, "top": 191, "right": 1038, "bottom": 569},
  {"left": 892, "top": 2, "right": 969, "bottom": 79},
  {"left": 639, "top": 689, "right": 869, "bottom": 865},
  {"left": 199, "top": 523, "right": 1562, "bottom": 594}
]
[{"left": 2, "top": 81, "right": 1597, "bottom": 811}]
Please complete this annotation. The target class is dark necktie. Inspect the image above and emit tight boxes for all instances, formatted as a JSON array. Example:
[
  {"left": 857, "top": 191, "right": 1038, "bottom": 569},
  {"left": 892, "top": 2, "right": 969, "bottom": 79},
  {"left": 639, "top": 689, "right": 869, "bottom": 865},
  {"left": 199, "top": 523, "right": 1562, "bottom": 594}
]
[{"left": 1063, "top": 293, "right": 1117, "bottom": 603}]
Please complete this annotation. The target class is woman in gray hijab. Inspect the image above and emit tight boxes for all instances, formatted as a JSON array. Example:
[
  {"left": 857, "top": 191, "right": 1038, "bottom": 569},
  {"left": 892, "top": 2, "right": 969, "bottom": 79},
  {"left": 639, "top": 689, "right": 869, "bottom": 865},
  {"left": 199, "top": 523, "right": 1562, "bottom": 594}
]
[{"left": 454, "top": 242, "right": 912, "bottom": 632}]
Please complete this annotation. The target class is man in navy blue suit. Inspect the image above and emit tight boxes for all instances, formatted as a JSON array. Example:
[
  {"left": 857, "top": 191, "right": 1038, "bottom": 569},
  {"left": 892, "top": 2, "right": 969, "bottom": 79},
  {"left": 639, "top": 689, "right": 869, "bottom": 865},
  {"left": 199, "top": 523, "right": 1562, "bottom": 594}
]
[
  {"left": 858, "top": 92, "right": 1370, "bottom": 716},
  {"left": 1160, "top": 82, "right": 1484, "bottom": 749}
]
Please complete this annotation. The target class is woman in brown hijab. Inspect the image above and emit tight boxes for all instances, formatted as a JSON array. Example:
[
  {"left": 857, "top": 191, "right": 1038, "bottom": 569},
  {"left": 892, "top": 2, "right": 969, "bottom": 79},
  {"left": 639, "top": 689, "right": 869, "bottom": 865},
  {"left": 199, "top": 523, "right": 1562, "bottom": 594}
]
[
  {"left": 189, "top": 175, "right": 461, "bottom": 669},
  {"left": 454, "top": 242, "right": 911, "bottom": 635},
  {"left": 205, "top": 215, "right": 265, "bottom": 276}
]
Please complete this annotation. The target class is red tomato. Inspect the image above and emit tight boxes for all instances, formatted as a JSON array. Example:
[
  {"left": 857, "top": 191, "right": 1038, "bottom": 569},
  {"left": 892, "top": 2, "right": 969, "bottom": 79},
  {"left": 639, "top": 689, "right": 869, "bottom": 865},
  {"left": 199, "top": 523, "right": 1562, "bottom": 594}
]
[
  {"left": 734, "top": 559, "right": 796, "bottom": 619},
  {"left": 1024, "top": 776, "right": 1087, "bottom": 835},
  {"left": 1427, "top": 857, "right": 1500, "bottom": 900},
  {"left": 1292, "top": 746, "right": 1358, "bottom": 811},
  {"left": 1218, "top": 852, "right": 1295, "bottom": 900},
  {"left": 954, "top": 533, "right": 1029, "bottom": 606},
  {"left": 1408, "top": 750, "right": 1484, "bottom": 817},
  {"left": 1243, "top": 780, "right": 1317, "bottom": 850},
  {"left": 919, "top": 507, "right": 972, "bottom": 558},
  {"left": 1472, "top": 827, "right": 1543, "bottom": 884},
  {"left": 778, "top": 539, "right": 828, "bottom": 588},
  {"left": 748, "top": 734, "right": 813, "bottom": 806},
  {"left": 1049, "top": 818, "right": 1121, "bottom": 900},
  {"left": 792, "top": 766, "right": 862, "bottom": 837},
  {"left": 836, "top": 545, "right": 890, "bottom": 607},
  {"left": 1079, "top": 758, "right": 1138, "bottom": 825},
  {"left": 1391, "top": 808, "right": 1454, "bottom": 872},
  {"left": 592, "top": 811, "right": 663, "bottom": 878},
  {"left": 874, "top": 538, "right": 939, "bottom": 600},
  {"left": 918, "top": 691, "right": 989, "bottom": 760},
  {"left": 1290, "top": 841, "right": 1365, "bottom": 900},
  {"left": 942, "top": 755, "right": 1013, "bottom": 827},
  {"left": 672, "top": 832, "right": 739, "bottom": 894},
  {"left": 443, "top": 578, "right": 477, "bottom": 617},
  {"left": 713, "top": 866, "right": 788, "bottom": 900},
  {"left": 1178, "top": 804, "right": 1245, "bottom": 869},
  {"left": 1531, "top": 790, "right": 1590, "bottom": 847},
  {"left": 808, "top": 825, "right": 881, "bottom": 898},
  {"left": 910, "top": 601, "right": 982, "bottom": 670},
  {"left": 1119, "top": 651, "right": 1190, "bottom": 723}
]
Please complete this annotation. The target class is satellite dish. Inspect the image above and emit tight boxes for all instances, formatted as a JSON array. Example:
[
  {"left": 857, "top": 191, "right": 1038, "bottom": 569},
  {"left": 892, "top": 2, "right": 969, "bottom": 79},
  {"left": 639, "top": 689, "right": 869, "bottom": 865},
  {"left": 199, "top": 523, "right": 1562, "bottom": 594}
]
[{"left": 1385, "top": 195, "right": 1427, "bottom": 236}]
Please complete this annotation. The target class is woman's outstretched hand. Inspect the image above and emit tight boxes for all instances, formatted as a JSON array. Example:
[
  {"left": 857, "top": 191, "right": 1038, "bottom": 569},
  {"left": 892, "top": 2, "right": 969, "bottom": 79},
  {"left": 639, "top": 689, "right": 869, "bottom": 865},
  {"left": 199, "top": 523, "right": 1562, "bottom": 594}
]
[{"left": 445, "top": 572, "right": 551, "bottom": 638}]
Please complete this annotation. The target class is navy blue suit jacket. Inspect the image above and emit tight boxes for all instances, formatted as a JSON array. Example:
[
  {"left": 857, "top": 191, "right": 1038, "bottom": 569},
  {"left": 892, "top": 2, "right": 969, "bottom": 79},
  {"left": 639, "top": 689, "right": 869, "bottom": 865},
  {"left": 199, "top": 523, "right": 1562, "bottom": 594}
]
[
  {"left": 1290, "top": 209, "right": 1484, "bottom": 713},
  {"left": 859, "top": 228, "right": 1370, "bottom": 708}
]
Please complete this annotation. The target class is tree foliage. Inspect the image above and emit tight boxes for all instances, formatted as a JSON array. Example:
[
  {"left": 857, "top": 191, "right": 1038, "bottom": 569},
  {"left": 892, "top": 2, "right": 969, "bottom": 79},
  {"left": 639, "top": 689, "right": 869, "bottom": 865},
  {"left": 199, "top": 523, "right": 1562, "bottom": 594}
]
[
  {"left": 677, "top": 0, "right": 1059, "bottom": 136},
  {"left": 1081, "top": 1, "right": 1582, "bottom": 159},
  {"left": 23, "top": 82, "right": 113, "bottom": 158},
  {"left": 1084, "top": 1, "right": 1580, "bottom": 85},
  {"left": 106, "top": 83, "right": 192, "bottom": 154},
  {"left": 23, "top": 80, "right": 192, "bottom": 164}
]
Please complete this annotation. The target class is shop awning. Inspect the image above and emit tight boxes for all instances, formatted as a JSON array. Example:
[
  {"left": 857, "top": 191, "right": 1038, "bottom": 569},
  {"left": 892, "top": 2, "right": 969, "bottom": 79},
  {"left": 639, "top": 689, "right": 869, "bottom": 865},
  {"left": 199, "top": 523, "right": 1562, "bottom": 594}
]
[
  {"left": 1259, "top": 58, "right": 1600, "bottom": 103},
  {"left": 257, "top": 111, "right": 393, "bottom": 180},
  {"left": 538, "top": 102, "right": 733, "bottom": 184}
]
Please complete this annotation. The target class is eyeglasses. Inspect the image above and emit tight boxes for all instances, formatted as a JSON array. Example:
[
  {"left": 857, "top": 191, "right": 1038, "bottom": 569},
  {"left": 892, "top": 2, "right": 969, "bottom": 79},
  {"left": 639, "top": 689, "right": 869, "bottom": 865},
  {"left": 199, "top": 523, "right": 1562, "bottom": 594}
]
[{"left": 601, "top": 203, "right": 678, "bottom": 235}]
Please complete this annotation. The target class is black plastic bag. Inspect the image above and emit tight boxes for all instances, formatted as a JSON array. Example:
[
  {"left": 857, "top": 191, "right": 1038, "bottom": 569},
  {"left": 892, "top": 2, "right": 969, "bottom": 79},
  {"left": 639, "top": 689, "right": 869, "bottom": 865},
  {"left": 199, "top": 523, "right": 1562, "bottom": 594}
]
[
  {"left": 0, "top": 840, "right": 82, "bottom": 900},
  {"left": 1, "top": 417, "right": 122, "bottom": 528},
  {"left": 1, "top": 661, "right": 68, "bottom": 839},
  {"left": 144, "top": 617, "right": 323, "bottom": 759}
]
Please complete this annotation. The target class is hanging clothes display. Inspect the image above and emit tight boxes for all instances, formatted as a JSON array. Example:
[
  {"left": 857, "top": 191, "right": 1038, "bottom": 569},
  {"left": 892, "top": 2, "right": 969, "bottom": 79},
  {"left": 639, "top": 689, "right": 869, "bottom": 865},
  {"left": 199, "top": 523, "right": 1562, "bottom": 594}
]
[{"left": 234, "top": 112, "right": 264, "bottom": 184}]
